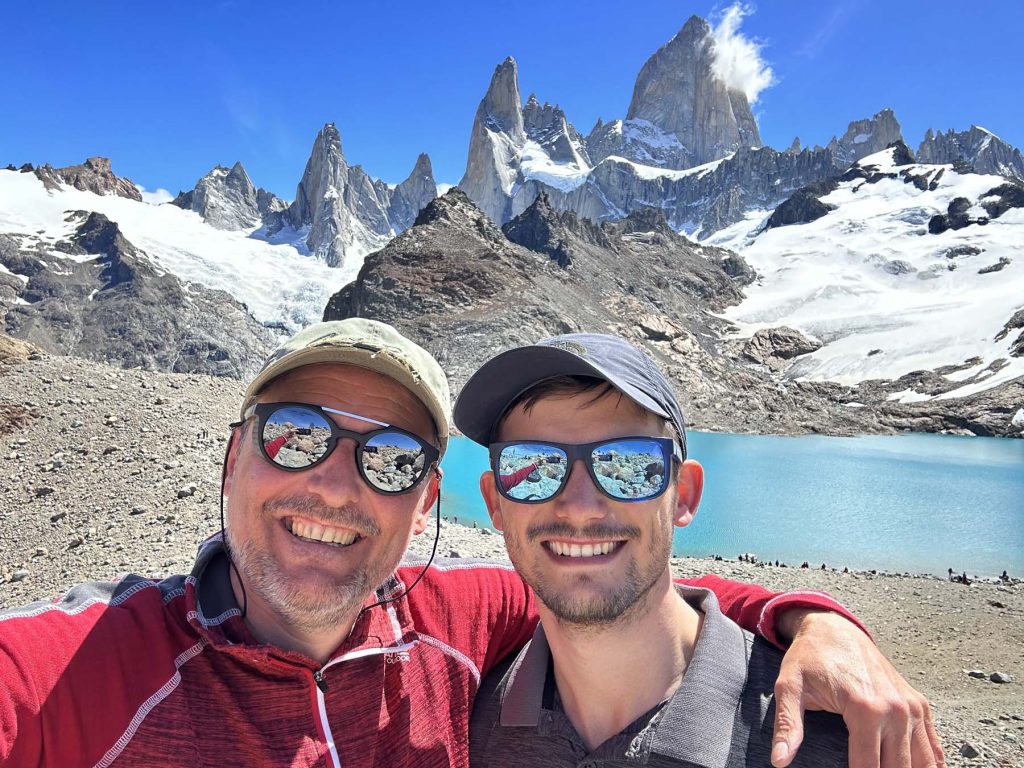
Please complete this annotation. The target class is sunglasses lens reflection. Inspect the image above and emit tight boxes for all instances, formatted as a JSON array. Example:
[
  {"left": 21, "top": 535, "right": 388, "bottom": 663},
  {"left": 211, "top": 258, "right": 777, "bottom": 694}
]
[
  {"left": 497, "top": 443, "right": 568, "bottom": 501},
  {"left": 591, "top": 439, "right": 667, "bottom": 500},
  {"left": 262, "top": 407, "right": 332, "bottom": 468},
  {"left": 362, "top": 432, "right": 428, "bottom": 493}
]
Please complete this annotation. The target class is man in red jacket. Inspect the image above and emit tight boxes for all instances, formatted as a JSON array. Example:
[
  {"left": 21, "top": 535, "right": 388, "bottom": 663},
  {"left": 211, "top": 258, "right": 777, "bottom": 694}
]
[{"left": 0, "top": 320, "right": 940, "bottom": 767}]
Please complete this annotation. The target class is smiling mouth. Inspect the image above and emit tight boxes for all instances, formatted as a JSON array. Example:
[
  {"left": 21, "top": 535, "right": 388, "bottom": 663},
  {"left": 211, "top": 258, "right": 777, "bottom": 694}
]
[
  {"left": 286, "top": 518, "right": 362, "bottom": 548},
  {"left": 545, "top": 541, "right": 624, "bottom": 558}
]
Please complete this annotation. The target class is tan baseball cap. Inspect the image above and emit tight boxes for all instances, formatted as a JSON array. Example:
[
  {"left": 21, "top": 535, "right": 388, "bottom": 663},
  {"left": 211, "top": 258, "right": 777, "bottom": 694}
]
[{"left": 242, "top": 319, "right": 451, "bottom": 454}]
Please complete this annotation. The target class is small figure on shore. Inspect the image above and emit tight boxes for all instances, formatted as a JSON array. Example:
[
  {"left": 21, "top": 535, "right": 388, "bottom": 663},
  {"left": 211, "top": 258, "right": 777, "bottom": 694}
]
[
  {"left": 961, "top": 571, "right": 971, "bottom": 585},
  {"left": 843, "top": 567, "right": 849, "bottom": 574},
  {"left": 821, "top": 563, "right": 827, "bottom": 571},
  {"left": 948, "top": 568, "right": 954, "bottom": 582},
  {"left": 801, "top": 561, "right": 809, "bottom": 569},
  {"left": 1001, "top": 570, "right": 1010, "bottom": 582},
  {"left": 775, "top": 560, "right": 779, "bottom": 567}
]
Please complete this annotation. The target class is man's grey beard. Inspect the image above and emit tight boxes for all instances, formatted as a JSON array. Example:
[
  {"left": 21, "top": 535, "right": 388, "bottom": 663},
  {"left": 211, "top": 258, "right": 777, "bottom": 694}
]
[
  {"left": 230, "top": 536, "right": 370, "bottom": 633},
  {"left": 227, "top": 494, "right": 383, "bottom": 633}
]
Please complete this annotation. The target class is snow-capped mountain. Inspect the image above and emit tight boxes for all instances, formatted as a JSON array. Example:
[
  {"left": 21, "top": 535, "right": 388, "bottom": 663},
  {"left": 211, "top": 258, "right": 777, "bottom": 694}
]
[
  {"left": 457, "top": 34, "right": 917, "bottom": 236},
  {"left": 708, "top": 146, "right": 1024, "bottom": 400},
  {"left": 0, "top": 165, "right": 352, "bottom": 337}
]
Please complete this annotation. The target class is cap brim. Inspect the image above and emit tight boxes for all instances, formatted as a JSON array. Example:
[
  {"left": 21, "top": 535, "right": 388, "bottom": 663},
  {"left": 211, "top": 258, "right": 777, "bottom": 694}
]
[
  {"left": 454, "top": 345, "right": 670, "bottom": 445},
  {"left": 244, "top": 345, "right": 450, "bottom": 455}
]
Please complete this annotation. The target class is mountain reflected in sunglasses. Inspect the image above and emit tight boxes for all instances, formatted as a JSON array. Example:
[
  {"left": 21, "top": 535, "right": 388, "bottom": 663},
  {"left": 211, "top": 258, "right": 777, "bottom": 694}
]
[
  {"left": 490, "top": 437, "right": 677, "bottom": 503},
  {"left": 253, "top": 403, "right": 439, "bottom": 494}
]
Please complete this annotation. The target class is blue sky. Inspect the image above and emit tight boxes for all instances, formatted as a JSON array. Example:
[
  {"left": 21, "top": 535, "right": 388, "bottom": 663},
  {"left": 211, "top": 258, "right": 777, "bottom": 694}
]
[{"left": 2, "top": 1, "right": 1021, "bottom": 199}]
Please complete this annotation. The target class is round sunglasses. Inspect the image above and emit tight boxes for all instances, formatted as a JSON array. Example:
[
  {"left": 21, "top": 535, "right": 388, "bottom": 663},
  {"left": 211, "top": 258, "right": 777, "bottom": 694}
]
[
  {"left": 252, "top": 402, "right": 439, "bottom": 495},
  {"left": 489, "top": 437, "right": 679, "bottom": 503}
]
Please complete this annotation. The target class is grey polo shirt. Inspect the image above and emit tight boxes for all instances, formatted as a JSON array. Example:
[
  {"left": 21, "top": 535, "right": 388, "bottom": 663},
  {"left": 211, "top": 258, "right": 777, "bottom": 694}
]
[{"left": 469, "top": 585, "right": 848, "bottom": 767}]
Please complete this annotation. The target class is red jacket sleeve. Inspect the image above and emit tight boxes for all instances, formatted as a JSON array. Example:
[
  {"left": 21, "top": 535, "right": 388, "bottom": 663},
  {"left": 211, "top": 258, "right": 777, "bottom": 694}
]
[
  {"left": 678, "top": 574, "right": 872, "bottom": 649},
  {"left": 498, "top": 463, "right": 539, "bottom": 491},
  {"left": 264, "top": 434, "right": 289, "bottom": 459}
]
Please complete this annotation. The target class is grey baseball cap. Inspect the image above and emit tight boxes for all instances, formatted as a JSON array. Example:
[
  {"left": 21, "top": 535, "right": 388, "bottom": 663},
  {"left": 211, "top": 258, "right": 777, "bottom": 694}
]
[
  {"left": 454, "top": 333, "right": 686, "bottom": 458},
  {"left": 242, "top": 319, "right": 451, "bottom": 454}
]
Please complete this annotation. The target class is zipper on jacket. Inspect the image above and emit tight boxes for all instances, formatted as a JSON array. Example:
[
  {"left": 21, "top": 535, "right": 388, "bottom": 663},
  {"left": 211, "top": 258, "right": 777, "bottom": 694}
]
[{"left": 313, "top": 668, "right": 329, "bottom": 692}]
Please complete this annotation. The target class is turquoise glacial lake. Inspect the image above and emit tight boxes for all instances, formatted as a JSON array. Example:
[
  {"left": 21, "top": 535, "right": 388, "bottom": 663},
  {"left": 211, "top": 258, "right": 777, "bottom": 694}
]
[{"left": 439, "top": 433, "right": 1024, "bottom": 579}]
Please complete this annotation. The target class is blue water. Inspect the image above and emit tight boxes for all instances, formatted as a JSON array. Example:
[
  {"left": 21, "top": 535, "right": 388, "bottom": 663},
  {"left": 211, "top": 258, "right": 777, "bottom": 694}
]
[{"left": 439, "top": 433, "right": 1024, "bottom": 578}]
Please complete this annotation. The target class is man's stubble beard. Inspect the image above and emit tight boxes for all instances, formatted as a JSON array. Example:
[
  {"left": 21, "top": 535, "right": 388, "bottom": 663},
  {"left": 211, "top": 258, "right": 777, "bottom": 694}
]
[
  {"left": 227, "top": 494, "right": 385, "bottom": 634},
  {"left": 504, "top": 500, "right": 675, "bottom": 631}
]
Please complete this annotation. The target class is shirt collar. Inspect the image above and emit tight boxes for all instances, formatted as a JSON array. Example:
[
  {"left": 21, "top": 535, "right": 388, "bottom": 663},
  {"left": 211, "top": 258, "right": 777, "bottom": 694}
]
[{"left": 497, "top": 583, "right": 754, "bottom": 767}]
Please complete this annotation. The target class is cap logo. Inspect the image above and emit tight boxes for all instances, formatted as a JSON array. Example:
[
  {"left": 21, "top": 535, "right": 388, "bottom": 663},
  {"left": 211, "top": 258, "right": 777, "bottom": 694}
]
[{"left": 547, "top": 340, "right": 588, "bottom": 357}]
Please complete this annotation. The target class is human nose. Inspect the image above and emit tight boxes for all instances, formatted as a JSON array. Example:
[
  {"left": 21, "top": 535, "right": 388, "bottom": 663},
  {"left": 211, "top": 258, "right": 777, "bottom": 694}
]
[
  {"left": 302, "top": 437, "right": 366, "bottom": 506},
  {"left": 551, "top": 458, "right": 609, "bottom": 523}
]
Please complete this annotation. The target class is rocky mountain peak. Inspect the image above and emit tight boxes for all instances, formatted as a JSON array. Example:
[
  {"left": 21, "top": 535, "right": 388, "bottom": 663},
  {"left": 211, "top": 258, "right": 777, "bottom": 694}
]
[
  {"left": 412, "top": 188, "right": 503, "bottom": 239},
  {"left": 917, "top": 125, "right": 1024, "bottom": 180},
  {"left": 626, "top": 15, "right": 761, "bottom": 168},
  {"left": 828, "top": 108, "right": 904, "bottom": 169},
  {"left": 388, "top": 153, "right": 438, "bottom": 233},
  {"left": 459, "top": 58, "right": 529, "bottom": 225},
  {"left": 34, "top": 157, "right": 142, "bottom": 202},
  {"left": 480, "top": 57, "right": 525, "bottom": 141},
  {"left": 289, "top": 123, "right": 348, "bottom": 230},
  {"left": 172, "top": 160, "right": 284, "bottom": 231}
]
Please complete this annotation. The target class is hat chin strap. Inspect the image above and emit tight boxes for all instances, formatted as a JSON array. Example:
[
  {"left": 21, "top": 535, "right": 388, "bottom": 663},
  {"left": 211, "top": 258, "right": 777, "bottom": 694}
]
[
  {"left": 360, "top": 470, "right": 443, "bottom": 615},
  {"left": 220, "top": 424, "right": 249, "bottom": 619}
]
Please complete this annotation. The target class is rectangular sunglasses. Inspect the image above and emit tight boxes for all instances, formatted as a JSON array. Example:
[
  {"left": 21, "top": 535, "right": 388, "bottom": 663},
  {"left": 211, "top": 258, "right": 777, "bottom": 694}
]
[
  {"left": 252, "top": 402, "right": 439, "bottom": 495},
  {"left": 489, "top": 437, "right": 680, "bottom": 503}
]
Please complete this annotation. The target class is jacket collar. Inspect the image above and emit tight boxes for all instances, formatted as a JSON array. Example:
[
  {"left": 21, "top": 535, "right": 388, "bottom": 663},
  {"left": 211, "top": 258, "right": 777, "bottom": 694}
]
[{"left": 498, "top": 584, "right": 755, "bottom": 767}]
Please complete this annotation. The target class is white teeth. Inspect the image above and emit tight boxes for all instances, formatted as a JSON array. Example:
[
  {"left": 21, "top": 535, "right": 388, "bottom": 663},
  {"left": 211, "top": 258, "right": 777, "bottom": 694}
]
[
  {"left": 289, "top": 519, "right": 358, "bottom": 547},
  {"left": 549, "top": 541, "right": 619, "bottom": 558}
]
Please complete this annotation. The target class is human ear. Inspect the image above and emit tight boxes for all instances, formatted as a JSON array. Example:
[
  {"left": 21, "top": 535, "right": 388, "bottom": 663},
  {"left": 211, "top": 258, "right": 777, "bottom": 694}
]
[
  {"left": 673, "top": 460, "right": 704, "bottom": 529},
  {"left": 479, "top": 471, "right": 506, "bottom": 532},
  {"left": 222, "top": 424, "right": 245, "bottom": 497},
  {"left": 412, "top": 469, "right": 441, "bottom": 536}
]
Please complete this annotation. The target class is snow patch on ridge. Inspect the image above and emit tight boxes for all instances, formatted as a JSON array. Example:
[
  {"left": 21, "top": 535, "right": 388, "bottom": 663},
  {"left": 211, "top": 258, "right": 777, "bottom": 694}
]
[{"left": 709, "top": 161, "right": 1024, "bottom": 396}]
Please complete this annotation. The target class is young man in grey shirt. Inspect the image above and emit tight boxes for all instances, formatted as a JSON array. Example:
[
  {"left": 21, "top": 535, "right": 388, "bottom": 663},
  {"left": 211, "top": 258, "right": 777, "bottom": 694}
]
[{"left": 456, "top": 333, "right": 850, "bottom": 767}]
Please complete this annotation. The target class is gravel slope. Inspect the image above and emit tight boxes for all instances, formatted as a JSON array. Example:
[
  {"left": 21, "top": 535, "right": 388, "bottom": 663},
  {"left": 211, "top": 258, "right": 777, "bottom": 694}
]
[{"left": 1, "top": 352, "right": 1020, "bottom": 766}]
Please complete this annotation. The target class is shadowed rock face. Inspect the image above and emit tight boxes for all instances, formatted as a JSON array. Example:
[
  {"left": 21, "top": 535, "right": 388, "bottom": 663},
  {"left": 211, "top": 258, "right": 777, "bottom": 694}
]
[
  {"left": 34, "top": 157, "right": 142, "bottom": 201},
  {"left": 626, "top": 16, "right": 761, "bottom": 167},
  {"left": 0, "top": 214, "right": 275, "bottom": 379}
]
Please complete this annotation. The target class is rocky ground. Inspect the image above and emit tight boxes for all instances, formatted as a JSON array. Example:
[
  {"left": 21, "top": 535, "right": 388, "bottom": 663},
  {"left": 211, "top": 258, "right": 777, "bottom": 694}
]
[{"left": 1, "top": 350, "right": 1021, "bottom": 766}]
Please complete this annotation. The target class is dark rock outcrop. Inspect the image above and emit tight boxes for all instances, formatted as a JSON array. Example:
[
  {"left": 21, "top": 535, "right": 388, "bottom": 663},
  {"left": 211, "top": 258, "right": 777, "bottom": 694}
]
[
  {"left": 1, "top": 214, "right": 275, "bottom": 378},
  {"left": 743, "top": 327, "right": 823, "bottom": 371},
  {"left": 765, "top": 179, "right": 839, "bottom": 230}
]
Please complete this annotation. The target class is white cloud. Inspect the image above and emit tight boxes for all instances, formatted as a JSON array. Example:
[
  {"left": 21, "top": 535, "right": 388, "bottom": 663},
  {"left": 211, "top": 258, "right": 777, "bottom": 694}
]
[
  {"left": 436, "top": 183, "right": 455, "bottom": 196},
  {"left": 137, "top": 185, "right": 175, "bottom": 205},
  {"left": 708, "top": 3, "right": 776, "bottom": 104}
]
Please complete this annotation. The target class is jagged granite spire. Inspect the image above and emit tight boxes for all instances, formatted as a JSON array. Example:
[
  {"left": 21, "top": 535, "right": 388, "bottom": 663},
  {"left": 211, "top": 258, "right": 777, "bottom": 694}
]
[
  {"left": 388, "top": 153, "right": 437, "bottom": 232},
  {"left": 626, "top": 16, "right": 762, "bottom": 167},
  {"left": 459, "top": 57, "right": 526, "bottom": 224},
  {"left": 289, "top": 123, "right": 348, "bottom": 231},
  {"left": 173, "top": 161, "right": 285, "bottom": 230},
  {"left": 917, "top": 126, "right": 1024, "bottom": 179},
  {"left": 827, "top": 108, "right": 904, "bottom": 169}
]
